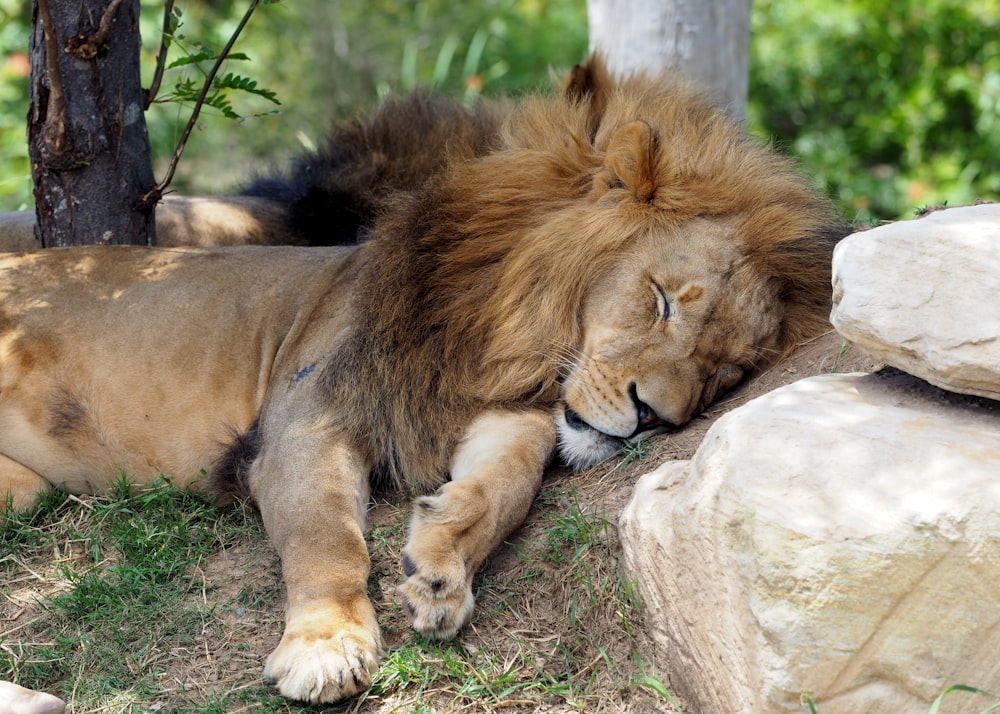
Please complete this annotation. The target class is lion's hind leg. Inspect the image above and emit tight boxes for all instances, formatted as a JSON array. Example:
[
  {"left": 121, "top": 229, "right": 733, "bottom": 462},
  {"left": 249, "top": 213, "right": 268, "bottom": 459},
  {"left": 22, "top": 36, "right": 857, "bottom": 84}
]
[
  {"left": 398, "top": 409, "right": 556, "bottom": 639},
  {"left": 0, "top": 453, "right": 51, "bottom": 521}
]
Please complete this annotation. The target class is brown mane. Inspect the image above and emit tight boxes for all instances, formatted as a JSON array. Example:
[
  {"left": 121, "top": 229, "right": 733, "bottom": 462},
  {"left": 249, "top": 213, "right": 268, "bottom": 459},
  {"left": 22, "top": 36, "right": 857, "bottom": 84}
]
[{"left": 320, "top": 57, "right": 844, "bottom": 491}]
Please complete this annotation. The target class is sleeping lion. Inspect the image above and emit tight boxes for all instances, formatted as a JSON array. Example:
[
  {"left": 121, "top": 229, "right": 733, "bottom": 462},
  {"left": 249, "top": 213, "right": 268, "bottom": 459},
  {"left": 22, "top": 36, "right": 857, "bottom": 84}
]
[{"left": 0, "top": 58, "right": 844, "bottom": 703}]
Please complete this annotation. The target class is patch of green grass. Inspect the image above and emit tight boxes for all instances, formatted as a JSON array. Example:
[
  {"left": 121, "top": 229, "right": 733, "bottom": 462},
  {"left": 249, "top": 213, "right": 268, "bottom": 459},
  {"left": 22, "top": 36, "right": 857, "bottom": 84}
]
[
  {"left": 612, "top": 438, "right": 655, "bottom": 474},
  {"left": 538, "top": 487, "right": 608, "bottom": 565},
  {"left": 530, "top": 486, "right": 679, "bottom": 708},
  {"left": 1, "top": 474, "right": 266, "bottom": 711},
  {"left": 365, "top": 635, "right": 585, "bottom": 710},
  {"left": 4, "top": 476, "right": 675, "bottom": 712},
  {"left": 353, "top": 484, "right": 681, "bottom": 711}
]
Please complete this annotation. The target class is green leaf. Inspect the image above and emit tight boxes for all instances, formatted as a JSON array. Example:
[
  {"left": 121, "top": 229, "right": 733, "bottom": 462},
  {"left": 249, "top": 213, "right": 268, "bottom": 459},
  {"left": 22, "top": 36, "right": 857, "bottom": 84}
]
[
  {"left": 213, "top": 73, "right": 281, "bottom": 105},
  {"left": 929, "top": 684, "right": 1000, "bottom": 714},
  {"left": 167, "top": 49, "right": 217, "bottom": 68}
]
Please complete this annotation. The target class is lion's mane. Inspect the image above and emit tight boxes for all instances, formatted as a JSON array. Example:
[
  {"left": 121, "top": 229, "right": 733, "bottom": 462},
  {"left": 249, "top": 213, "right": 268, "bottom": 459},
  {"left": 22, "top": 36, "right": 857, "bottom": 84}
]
[
  {"left": 307, "top": 57, "right": 845, "bottom": 492},
  {"left": 241, "top": 93, "right": 507, "bottom": 246}
]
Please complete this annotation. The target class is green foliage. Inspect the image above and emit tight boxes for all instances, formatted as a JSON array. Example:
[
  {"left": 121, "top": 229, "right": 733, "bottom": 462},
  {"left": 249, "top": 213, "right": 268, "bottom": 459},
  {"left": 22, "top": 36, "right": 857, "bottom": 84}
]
[
  {"left": 159, "top": 71, "right": 280, "bottom": 119},
  {"left": 0, "top": 0, "right": 31, "bottom": 209},
  {"left": 749, "top": 0, "right": 1000, "bottom": 221},
  {"left": 1, "top": 0, "right": 997, "bottom": 217},
  {"left": 632, "top": 655, "right": 682, "bottom": 710},
  {"left": 151, "top": 6, "right": 281, "bottom": 121}
]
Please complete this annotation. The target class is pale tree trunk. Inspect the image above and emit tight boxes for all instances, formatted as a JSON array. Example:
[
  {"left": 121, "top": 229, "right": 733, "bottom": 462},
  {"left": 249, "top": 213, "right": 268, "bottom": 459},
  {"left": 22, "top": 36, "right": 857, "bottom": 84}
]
[
  {"left": 28, "top": 0, "right": 156, "bottom": 246},
  {"left": 587, "top": 0, "right": 752, "bottom": 123}
]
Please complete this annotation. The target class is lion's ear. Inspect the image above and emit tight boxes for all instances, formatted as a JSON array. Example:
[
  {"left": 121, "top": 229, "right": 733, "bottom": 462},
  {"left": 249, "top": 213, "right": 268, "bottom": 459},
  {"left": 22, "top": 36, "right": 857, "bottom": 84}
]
[
  {"left": 565, "top": 54, "right": 612, "bottom": 142},
  {"left": 605, "top": 121, "right": 658, "bottom": 204}
]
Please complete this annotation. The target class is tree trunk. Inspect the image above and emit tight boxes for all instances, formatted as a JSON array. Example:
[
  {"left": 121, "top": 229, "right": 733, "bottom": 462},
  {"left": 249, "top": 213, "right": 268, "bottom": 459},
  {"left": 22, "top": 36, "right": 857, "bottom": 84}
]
[
  {"left": 28, "top": 0, "right": 156, "bottom": 246},
  {"left": 587, "top": 0, "right": 752, "bottom": 123}
]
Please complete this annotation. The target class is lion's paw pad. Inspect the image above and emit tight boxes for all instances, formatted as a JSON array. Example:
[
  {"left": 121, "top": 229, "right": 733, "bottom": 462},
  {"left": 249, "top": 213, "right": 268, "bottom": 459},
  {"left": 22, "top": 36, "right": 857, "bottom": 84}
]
[{"left": 264, "top": 628, "right": 381, "bottom": 703}]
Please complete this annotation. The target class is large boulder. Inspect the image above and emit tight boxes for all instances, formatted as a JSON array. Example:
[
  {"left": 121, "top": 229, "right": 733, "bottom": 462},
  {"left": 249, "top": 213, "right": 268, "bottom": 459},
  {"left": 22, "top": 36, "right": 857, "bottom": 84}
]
[
  {"left": 831, "top": 203, "right": 1000, "bottom": 401},
  {"left": 621, "top": 371, "right": 1000, "bottom": 713}
]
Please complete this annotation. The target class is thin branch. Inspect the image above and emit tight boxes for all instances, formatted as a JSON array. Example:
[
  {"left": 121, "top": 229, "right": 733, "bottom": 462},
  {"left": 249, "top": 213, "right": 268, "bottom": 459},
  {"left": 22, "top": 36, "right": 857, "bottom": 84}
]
[
  {"left": 154, "top": 0, "right": 261, "bottom": 194},
  {"left": 93, "top": 0, "right": 124, "bottom": 48},
  {"left": 36, "top": 0, "right": 69, "bottom": 153},
  {"left": 144, "top": 0, "right": 175, "bottom": 109}
]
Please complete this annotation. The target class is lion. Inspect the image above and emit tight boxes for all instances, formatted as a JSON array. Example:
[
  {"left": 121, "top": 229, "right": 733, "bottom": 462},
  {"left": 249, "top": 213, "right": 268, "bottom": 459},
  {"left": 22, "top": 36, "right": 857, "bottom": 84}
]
[{"left": 0, "top": 57, "right": 844, "bottom": 703}]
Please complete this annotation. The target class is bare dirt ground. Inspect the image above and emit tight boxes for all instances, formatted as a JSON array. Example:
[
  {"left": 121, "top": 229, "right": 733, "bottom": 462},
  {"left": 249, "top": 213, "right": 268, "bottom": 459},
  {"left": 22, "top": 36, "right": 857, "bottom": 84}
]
[{"left": 1, "top": 331, "right": 880, "bottom": 713}]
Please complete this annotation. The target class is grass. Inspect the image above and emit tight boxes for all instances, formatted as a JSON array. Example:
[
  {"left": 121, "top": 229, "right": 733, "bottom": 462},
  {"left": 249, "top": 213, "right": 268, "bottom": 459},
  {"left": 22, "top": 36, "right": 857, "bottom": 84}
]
[
  {"left": 2, "top": 474, "right": 271, "bottom": 711},
  {"left": 610, "top": 438, "right": 655, "bottom": 476},
  {"left": 2, "top": 474, "right": 674, "bottom": 712},
  {"left": 823, "top": 339, "right": 854, "bottom": 374},
  {"left": 803, "top": 685, "right": 1000, "bottom": 714}
]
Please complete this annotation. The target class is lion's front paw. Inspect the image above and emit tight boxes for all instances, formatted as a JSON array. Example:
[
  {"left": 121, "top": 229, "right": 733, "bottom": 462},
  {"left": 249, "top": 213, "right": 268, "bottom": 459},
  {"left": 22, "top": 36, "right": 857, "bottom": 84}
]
[
  {"left": 263, "top": 603, "right": 382, "bottom": 703},
  {"left": 397, "top": 549, "right": 474, "bottom": 639}
]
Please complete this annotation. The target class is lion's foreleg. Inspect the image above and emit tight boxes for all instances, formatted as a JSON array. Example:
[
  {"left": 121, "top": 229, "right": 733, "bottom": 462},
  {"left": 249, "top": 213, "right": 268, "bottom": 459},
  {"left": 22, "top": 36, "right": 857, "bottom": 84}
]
[
  {"left": 398, "top": 409, "right": 556, "bottom": 639},
  {"left": 248, "top": 419, "right": 380, "bottom": 704}
]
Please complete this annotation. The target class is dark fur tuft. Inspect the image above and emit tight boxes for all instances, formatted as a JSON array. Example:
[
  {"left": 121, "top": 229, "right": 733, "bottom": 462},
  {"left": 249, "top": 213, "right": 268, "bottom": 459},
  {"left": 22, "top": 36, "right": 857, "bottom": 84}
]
[
  {"left": 241, "top": 92, "right": 506, "bottom": 246},
  {"left": 208, "top": 419, "right": 261, "bottom": 504}
]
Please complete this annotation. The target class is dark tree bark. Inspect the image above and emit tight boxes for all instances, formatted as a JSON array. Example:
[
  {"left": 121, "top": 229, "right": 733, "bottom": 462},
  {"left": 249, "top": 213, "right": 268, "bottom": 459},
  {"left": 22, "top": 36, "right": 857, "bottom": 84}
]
[{"left": 28, "top": 0, "right": 157, "bottom": 246}]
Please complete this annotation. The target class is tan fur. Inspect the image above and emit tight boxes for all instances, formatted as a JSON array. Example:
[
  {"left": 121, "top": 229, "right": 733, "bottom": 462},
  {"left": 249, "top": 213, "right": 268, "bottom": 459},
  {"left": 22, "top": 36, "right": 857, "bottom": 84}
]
[{"left": 0, "top": 57, "right": 843, "bottom": 703}]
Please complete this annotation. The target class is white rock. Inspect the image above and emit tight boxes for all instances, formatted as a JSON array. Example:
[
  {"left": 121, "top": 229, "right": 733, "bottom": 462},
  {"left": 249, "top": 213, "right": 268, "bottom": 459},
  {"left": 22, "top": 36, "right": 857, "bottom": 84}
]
[
  {"left": 621, "top": 371, "right": 1000, "bottom": 714},
  {"left": 0, "top": 681, "right": 66, "bottom": 714},
  {"left": 831, "top": 203, "right": 1000, "bottom": 401}
]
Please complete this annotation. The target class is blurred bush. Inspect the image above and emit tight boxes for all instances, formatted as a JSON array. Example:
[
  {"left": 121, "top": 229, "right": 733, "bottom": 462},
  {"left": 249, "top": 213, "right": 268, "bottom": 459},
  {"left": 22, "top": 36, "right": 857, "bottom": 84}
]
[
  {"left": 748, "top": 0, "right": 1000, "bottom": 221},
  {"left": 0, "top": 0, "right": 31, "bottom": 210},
  {"left": 1, "top": 0, "right": 996, "bottom": 221}
]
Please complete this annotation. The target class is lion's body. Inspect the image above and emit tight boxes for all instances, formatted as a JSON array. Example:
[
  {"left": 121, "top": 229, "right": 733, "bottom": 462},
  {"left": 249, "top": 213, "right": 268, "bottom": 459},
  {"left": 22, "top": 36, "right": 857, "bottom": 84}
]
[
  {"left": 1, "top": 58, "right": 845, "bottom": 703},
  {"left": 0, "top": 246, "right": 359, "bottom": 503}
]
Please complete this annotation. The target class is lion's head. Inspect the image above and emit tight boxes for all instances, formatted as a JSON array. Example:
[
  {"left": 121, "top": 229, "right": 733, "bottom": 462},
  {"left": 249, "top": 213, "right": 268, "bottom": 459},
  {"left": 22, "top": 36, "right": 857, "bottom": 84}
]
[
  {"left": 440, "top": 61, "right": 842, "bottom": 469},
  {"left": 343, "top": 57, "right": 844, "bottom": 481},
  {"left": 552, "top": 217, "right": 777, "bottom": 468}
]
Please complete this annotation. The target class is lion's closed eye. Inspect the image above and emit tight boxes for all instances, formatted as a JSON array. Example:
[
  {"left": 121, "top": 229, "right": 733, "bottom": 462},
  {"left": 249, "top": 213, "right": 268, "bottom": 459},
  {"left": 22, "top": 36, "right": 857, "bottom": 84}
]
[{"left": 651, "top": 283, "right": 671, "bottom": 321}]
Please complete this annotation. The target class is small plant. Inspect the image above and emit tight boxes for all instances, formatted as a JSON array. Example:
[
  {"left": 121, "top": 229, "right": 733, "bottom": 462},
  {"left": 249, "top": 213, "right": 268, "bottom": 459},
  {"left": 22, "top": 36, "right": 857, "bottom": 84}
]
[
  {"left": 612, "top": 437, "right": 655, "bottom": 474},
  {"left": 803, "top": 684, "right": 1000, "bottom": 713},
  {"left": 929, "top": 685, "right": 1000, "bottom": 714},
  {"left": 145, "top": 0, "right": 282, "bottom": 194},
  {"left": 538, "top": 487, "right": 607, "bottom": 565},
  {"left": 632, "top": 654, "right": 683, "bottom": 710},
  {"left": 824, "top": 339, "right": 852, "bottom": 374},
  {"left": 802, "top": 691, "right": 818, "bottom": 713}
]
